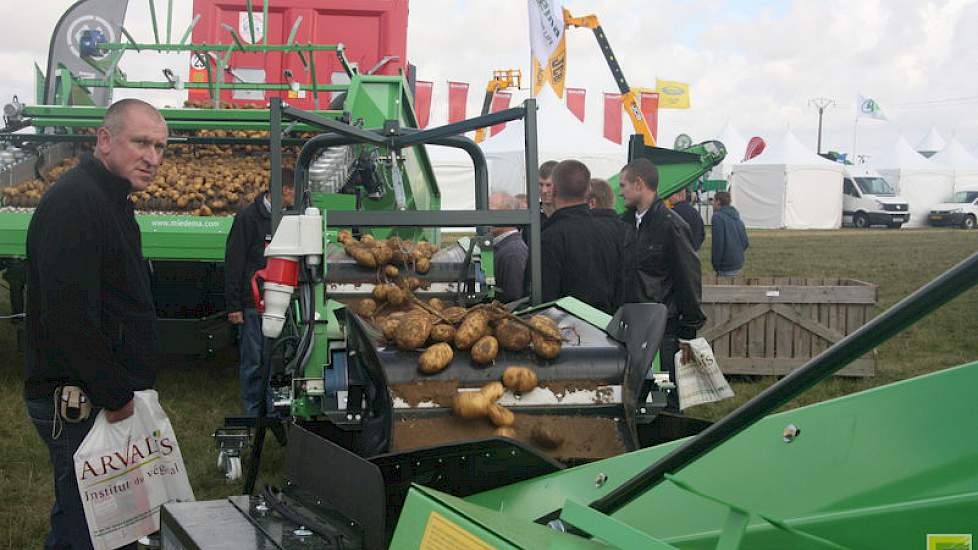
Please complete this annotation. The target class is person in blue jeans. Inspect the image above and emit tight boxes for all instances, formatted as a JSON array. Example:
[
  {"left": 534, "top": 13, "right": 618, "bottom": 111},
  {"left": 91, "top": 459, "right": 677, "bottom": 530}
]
[
  {"left": 24, "top": 99, "right": 167, "bottom": 549},
  {"left": 224, "top": 171, "right": 294, "bottom": 417}
]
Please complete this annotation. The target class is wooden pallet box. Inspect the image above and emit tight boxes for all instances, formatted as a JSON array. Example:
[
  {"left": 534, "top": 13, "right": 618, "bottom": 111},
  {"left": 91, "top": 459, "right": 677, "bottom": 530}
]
[{"left": 700, "top": 277, "right": 878, "bottom": 377}]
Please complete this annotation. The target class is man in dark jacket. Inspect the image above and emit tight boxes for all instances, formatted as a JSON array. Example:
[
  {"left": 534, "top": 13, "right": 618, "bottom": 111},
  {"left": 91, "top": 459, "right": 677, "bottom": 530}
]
[
  {"left": 670, "top": 188, "right": 705, "bottom": 250},
  {"left": 587, "top": 177, "right": 630, "bottom": 246},
  {"left": 541, "top": 160, "right": 624, "bottom": 314},
  {"left": 620, "top": 158, "right": 706, "bottom": 411},
  {"left": 25, "top": 99, "right": 168, "bottom": 549},
  {"left": 489, "top": 192, "right": 528, "bottom": 303},
  {"left": 225, "top": 172, "right": 294, "bottom": 416},
  {"left": 711, "top": 191, "right": 749, "bottom": 276}
]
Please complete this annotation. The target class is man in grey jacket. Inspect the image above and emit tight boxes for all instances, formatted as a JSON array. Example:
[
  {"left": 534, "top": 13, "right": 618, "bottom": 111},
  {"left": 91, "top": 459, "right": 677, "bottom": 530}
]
[{"left": 710, "top": 191, "right": 750, "bottom": 276}]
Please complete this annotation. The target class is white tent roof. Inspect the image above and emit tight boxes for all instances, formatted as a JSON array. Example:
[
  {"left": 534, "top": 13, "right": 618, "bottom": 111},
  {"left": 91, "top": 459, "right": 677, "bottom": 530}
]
[
  {"left": 931, "top": 138, "right": 978, "bottom": 169},
  {"left": 916, "top": 126, "right": 946, "bottom": 153},
  {"left": 740, "top": 129, "right": 841, "bottom": 168},
  {"left": 872, "top": 136, "right": 937, "bottom": 170}
]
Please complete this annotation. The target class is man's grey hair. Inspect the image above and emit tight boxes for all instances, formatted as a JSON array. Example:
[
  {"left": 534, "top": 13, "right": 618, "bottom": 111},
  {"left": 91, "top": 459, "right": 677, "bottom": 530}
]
[
  {"left": 489, "top": 191, "right": 517, "bottom": 210},
  {"left": 102, "top": 98, "right": 165, "bottom": 132}
]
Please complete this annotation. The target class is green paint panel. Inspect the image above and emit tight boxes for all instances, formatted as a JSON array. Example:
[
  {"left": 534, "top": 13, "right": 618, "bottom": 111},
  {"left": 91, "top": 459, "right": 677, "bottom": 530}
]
[{"left": 463, "top": 361, "right": 978, "bottom": 548}]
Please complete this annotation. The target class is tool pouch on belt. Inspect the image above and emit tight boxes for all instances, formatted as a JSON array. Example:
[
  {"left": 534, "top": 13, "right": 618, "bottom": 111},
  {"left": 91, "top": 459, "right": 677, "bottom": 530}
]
[{"left": 59, "top": 385, "right": 92, "bottom": 423}]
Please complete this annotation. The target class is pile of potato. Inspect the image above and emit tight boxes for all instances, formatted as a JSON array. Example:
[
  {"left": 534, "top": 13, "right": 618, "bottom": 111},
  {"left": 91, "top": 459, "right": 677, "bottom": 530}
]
[{"left": 1, "top": 99, "right": 313, "bottom": 213}]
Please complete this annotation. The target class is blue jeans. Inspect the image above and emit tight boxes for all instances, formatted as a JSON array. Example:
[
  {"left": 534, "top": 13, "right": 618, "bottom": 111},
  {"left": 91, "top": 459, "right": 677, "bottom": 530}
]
[
  {"left": 26, "top": 397, "right": 137, "bottom": 550},
  {"left": 239, "top": 308, "right": 274, "bottom": 416},
  {"left": 716, "top": 268, "right": 741, "bottom": 277}
]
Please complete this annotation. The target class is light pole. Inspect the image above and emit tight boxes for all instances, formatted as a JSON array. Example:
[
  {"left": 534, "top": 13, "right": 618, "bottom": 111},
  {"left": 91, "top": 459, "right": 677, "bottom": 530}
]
[{"left": 809, "top": 97, "right": 836, "bottom": 155}]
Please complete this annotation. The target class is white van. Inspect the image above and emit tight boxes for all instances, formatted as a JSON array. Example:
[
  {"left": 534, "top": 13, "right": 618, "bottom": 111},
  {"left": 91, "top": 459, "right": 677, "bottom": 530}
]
[{"left": 842, "top": 167, "right": 911, "bottom": 228}]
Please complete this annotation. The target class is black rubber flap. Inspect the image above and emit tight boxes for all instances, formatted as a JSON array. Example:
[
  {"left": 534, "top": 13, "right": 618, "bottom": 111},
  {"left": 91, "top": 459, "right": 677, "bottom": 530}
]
[
  {"left": 344, "top": 309, "right": 394, "bottom": 456},
  {"left": 605, "top": 303, "right": 668, "bottom": 445},
  {"left": 285, "top": 424, "right": 386, "bottom": 550}
]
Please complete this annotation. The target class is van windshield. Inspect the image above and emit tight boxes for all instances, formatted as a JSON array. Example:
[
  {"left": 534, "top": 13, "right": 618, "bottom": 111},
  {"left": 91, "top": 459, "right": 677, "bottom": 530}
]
[
  {"left": 855, "top": 177, "right": 895, "bottom": 196},
  {"left": 949, "top": 191, "right": 978, "bottom": 203}
]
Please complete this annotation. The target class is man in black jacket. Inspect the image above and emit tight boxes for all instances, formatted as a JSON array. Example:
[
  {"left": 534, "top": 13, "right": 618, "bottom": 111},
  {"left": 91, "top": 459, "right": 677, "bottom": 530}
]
[
  {"left": 620, "top": 158, "right": 706, "bottom": 411},
  {"left": 670, "top": 188, "right": 705, "bottom": 251},
  {"left": 541, "top": 160, "right": 624, "bottom": 314},
  {"left": 225, "top": 172, "right": 294, "bottom": 416},
  {"left": 25, "top": 99, "right": 168, "bottom": 549}
]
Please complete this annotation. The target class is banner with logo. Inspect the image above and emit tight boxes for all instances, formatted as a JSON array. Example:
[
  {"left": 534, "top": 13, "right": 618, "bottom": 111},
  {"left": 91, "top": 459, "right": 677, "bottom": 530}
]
[
  {"left": 529, "top": 0, "right": 567, "bottom": 98},
  {"left": 566, "top": 87, "right": 586, "bottom": 121},
  {"left": 603, "top": 92, "right": 623, "bottom": 144},
  {"left": 490, "top": 90, "right": 513, "bottom": 136},
  {"left": 856, "top": 94, "right": 887, "bottom": 120},
  {"left": 448, "top": 81, "right": 469, "bottom": 123},
  {"left": 639, "top": 91, "right": 660, "bottom": 142},
  {"left": 656, "top": 78, "right": 691, "bottom": 109},
  {"left": 74, "top": 390, "right": 194, "bottom": 550},
  {"left": 414, "top": 80, "right": 433, "bottom": 128}
]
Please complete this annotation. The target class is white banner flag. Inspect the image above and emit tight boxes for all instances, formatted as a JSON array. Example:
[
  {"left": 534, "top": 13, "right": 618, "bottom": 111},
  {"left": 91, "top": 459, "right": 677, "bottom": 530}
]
[
  {"left": 528, "top": 0, "right": 564, "bottom": 67},
  {"left": 856, "top": 94, "right": 887, "bottom": 120}
]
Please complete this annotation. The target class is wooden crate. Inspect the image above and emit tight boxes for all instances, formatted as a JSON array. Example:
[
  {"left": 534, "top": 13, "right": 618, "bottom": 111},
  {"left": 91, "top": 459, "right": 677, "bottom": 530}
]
[{"left": 701, "top": 277, "right": 878, "bottom": 377}]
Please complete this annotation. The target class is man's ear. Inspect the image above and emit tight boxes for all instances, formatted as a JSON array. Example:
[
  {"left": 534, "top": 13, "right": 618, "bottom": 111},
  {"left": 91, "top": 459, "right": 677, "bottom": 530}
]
[{"left": 95, "top": 127, "right": 112, "bottom": 156}]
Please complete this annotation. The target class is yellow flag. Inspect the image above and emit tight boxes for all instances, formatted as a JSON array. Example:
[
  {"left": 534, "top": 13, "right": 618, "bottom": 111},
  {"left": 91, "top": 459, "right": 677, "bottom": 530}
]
[
  {"left": 533, "top": 34, "right": 567, "bottom": 98},
  {"left": 656, "top": 78, "right": 690, "bottom": 109}
]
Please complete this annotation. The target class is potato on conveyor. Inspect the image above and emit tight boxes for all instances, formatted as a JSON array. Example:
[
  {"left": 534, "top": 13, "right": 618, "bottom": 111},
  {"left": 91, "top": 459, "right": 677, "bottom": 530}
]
[
  {"left": 372, "top": 244, "right": 393, "bottom": 265},
  {"left": 381, "top": 314, "right": 404, "bottom": 342},
  {"left": 470, "top": 335, "right": 499, "bottom": 365},
  {"left": 452, "top": 391, "right": 490, "bottom": 419},
  {"left": 487, "top": 403, "right": 515, "bottom": 427},
  {"left": 531, "top": 425, "right": 564, "bottom": 449},
  {"left": 427, "top": 297, "right": 445, "bottom": 311},
  {"left": 384, "top": 265, "right": 400, "bottom": 278},
  {"left": 403, "top": 276, "right": 422, "bottom": 291},
  {"left": 494, "top": 426, "right": 517, "bottom": 439},
  {"left": 394, "top": 313, "right": 432, "bottom": 350},
  {"left": 454, "top": 311, "right": 490, "bottom": 351},
  {"left": 502, "top": 366, "right": 538, "bottom": 393},
  {"left": 337, "top": 230, "right": 353, "bottom": 244},
  {"left": 480, "top": 381, "right": 505, "bottom": 402},
  {"left": 416, "top": 257, "right": 431, "bottom": 274},
  {"left": 418, "top": 343, "right": 454, "bottom": 374},
  {"left": 386, "top": 285, "right": 408, "bottom": 307},
  {"left": 429, "top": 323, "right": 455, "bottom": 343},
  {"left": 372, "top": 283, "right": 391, "bottom": 302},
  {"left": 355, "top": 298, "right": 378, "bottom": 317},
  {"left": 530, "top": 315, "right": 562, "bottom": 359},
  {"left": 495, "top": 318, "right": 531, "bottom": 351},
  {"left": 348, "top": 246, "right": 378, "bottom": 268}
]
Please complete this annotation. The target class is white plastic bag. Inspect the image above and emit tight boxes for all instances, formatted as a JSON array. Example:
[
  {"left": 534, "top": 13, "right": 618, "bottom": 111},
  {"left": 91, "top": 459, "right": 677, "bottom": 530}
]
[
  {"left": 74, "top": 390, "right": 195, "bottom": 550},
  {"left": 676, "top": 337, "right": 735, "bottom": 410}
]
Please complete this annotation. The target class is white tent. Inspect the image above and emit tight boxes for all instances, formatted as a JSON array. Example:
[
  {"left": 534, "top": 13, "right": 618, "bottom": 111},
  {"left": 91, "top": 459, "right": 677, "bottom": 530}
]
[
  {"left": 706, "top": 122, "right": 748, "bottom": 181},
  {"left": 871, "top": 136, "right": 954, "bottom": 227},
  {"left": 728, "top": 130, "right": 844, "bottom": 229},
  {"left": 916, "top": 127, "right": 946, "bottom": 158},
  {"left": 930, "top": 138, "right": 978, "bottom": 192},
  {"left": 480, "top": 87, "right": 627, "bottom": 195}
]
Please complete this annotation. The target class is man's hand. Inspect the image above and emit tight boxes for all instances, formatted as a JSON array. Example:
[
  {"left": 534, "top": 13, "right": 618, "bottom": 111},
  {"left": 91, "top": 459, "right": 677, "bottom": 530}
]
[
  {"left": 228, "top": 311, "right": 244, "bottom": 325},
  {"left": 679, "top": 341, "right": 693, "bottom": 365},
  {"left": 104, "top": 399, "right": 134, "bottom": 423}
]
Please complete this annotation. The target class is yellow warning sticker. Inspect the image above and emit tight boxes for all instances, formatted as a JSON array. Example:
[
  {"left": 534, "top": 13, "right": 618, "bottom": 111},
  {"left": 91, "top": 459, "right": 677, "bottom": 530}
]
[
  {"left": 419, "top": 511, "right": 496, "bottom": 550},
  {"left": 927, "top": 534, "right": 972, "bottom": 550}
]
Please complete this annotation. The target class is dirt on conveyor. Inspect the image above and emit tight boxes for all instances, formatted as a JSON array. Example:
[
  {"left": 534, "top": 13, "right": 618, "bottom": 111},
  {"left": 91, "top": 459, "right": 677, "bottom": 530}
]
[{"left": 390, "top": 413, "right": 627, "bottom": 462}]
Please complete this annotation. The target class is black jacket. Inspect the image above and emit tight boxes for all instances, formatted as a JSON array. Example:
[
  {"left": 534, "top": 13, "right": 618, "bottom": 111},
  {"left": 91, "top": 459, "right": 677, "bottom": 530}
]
[
  {"left": 25, "top": 154, "right": 158, "bottom": 410},
  {"left": 590, "top": 208, "right": 631, "bottom": 247},
  {"left": 541, "top": 204, "right": 623, "bottom": 314},
  {"left": 224, "top": 194, "right": 273, "bottom": 312},
  {"left": 621, "top": 199, "right": 706, "bottom": 339},
  {"left": 711, "top": 205, "right": 749, "bottom": 273},
  {"left": 672, "top": 200, "right": 705, "bottom": 251}
]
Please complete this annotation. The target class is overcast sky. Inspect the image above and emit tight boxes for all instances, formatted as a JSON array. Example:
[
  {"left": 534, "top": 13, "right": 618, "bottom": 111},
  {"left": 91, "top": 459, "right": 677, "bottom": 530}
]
[{"left": 2, "top": 0, "right": 975, "bottom": 160}]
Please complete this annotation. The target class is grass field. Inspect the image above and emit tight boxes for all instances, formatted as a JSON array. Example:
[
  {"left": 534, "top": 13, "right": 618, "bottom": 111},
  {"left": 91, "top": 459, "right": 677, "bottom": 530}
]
[{"left": 0, "top": 227, "right": 976, "bottom": 547}]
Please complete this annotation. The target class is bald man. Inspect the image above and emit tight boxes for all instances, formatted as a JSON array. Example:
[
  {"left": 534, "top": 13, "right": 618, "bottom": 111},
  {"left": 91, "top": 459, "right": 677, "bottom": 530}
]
[
  {"left": 489, "top": 191, "right": 528, "bottom": 302},
  {"left": 25, "top": 98, "right": 168, "bottom": 549}
]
